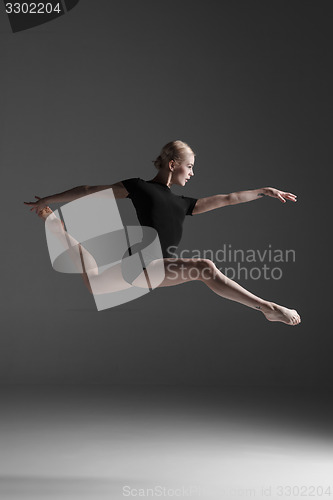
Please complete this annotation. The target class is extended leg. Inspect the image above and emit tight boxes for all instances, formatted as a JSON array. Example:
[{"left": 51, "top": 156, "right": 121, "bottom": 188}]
[{"left": 156, "top": 258, "right": 301, "bottom": 325}]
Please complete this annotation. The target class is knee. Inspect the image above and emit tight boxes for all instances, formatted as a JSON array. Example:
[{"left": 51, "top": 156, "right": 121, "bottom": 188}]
[{"left": 195, "top": 259, "right": 217, "bottom": 280}]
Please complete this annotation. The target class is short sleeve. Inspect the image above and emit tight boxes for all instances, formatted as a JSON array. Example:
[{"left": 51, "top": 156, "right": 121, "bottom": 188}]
[
  {"left": 181, "top": 195, "right": 198, "bottom": 216},
  {"left": 121, "top": 178, "right": 141, "bottom": 199}
]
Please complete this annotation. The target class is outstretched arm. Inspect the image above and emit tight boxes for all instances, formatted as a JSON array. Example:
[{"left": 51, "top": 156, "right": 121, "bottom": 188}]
[
  {"left": 24, "top": 182, "right": 129, "bottom": 213},
  {"left": 192, "top": 187, "right": 297, "bottom": 215}
]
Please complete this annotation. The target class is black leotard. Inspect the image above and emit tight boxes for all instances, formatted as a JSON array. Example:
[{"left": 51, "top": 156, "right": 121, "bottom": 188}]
[{"left": 121, "top": 178, "right": 197, "bottom": 258}]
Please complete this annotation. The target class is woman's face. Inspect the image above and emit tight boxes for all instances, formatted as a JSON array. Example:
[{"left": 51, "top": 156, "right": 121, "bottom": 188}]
[{"left": 173, "top": 152, "right": 195, "bottom": 187}]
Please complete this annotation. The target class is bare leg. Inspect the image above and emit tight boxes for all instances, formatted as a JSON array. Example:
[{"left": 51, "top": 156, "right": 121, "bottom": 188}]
[
  {"left": 38, "top": 207, "right": 132, "bottom": 294},
  {"left": 37, "top": 210, "right": 301, "bottom": 324},
  {"left": 39, "top": 208, "right": 99, "bottom": 275},
  {"left": 155, "top": 258, "right": 301, "bottom": 326}
]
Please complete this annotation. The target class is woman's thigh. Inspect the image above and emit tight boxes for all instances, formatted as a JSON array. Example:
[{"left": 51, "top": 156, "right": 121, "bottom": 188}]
[
  {"left": 89, "top": 260, "right": 133, "bottom": 294},
  {"left": 138, "top": 258, "right": 214, "bottom": 288},
  {"left": 90, "top": 258, "right": 214, "bottom": 292}
]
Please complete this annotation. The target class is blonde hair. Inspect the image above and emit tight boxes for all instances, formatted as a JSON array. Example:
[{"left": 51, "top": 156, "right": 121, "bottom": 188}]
[{"left": 153, "top": 140, "right": 194, "bottom": 169}]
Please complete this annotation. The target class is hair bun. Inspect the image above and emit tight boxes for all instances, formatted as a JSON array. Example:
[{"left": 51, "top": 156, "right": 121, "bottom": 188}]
[
  {"left": 153, "top": 155, "right": 162, "bottom": 169},
  {"left": 153, "top": 141, "right": 194, "bottom": 170}
]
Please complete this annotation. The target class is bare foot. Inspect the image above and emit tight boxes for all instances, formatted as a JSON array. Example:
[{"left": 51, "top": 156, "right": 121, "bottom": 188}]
[
  {"left": 37, "top": 206, "right": 53, "bottom": 220},
  {"left": 259, "top": 302, "right": 301, "bottom": 326},
  {"left": 37, "top": 207, "right": 64, "bottom": 232}
]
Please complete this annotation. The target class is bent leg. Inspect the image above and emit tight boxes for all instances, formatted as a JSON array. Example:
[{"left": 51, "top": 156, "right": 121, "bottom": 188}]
[
  {"left": 43, "top": 210, "right": 132, "bottom": 294},
  {"left": 45, "top": 211, "right": 99, "bottom": 276}
]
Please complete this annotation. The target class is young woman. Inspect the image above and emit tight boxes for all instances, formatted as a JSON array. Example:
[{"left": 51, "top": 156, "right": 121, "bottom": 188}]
[{"left": 24, "top": 140, "right": 301, "bottom": 325}]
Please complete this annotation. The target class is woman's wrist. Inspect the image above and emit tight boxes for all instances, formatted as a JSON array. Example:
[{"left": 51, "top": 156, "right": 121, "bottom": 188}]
[{"left": 257, "top": 187, "right": 268, "bottom": 197}]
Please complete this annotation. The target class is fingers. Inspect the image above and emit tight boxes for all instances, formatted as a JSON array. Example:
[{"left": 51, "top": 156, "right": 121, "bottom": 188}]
[
  {"left": 24, "top": 202, "right": 40, "bottom": 213},
  {"left": 24, "top": 196, "right": 42, "bottom": 205},
  {"left": 268, "top": 188, "right": 297, "bottom": 203},
  {"left": 24, "top": 202, "right": 37, "bottom": 211},
  {"left": 24, "top": 196, "right": 45, "bottom": 215},
  {"left": 283, "top": 192, "right": 297, "bottom": 202},
  {"left": 277, "top": 191, "right": 297, "bottom": 203}
]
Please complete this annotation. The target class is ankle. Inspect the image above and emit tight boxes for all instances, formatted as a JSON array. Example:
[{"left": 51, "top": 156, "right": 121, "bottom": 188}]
[{"left": 256, "top": 300, "right": 275, "bottom": 313}]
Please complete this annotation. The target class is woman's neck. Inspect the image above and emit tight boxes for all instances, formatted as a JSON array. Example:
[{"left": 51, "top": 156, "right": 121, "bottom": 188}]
[{"left": 150, "top": 170, "right": 173, "bottom": 187}]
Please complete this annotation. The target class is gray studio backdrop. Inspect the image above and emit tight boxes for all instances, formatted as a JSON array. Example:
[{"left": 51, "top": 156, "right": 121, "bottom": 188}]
[{"left": 1, "top": 1, "right": 331, "bottom": 386}]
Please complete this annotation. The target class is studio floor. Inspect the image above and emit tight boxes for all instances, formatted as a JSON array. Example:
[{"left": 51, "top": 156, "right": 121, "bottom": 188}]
[{"left": 1, "top": 386, "right": 332, "bottom": 500}]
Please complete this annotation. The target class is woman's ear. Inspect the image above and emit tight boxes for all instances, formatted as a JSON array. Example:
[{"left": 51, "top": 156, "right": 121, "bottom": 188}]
[{"left": 169, "top": 160, "right": 175, "bottom": 171}]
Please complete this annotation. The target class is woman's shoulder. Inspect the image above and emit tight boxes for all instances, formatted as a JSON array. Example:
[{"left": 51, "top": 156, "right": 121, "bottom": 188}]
[
  {"left": 121, "top": 177, "right": 143, "bottom": 186},
  {"left": 121, "top": 178, "right": 147, "bottom": 197},
  {"left": 121, "top": 177, "right": 145, "bottom": 184}
]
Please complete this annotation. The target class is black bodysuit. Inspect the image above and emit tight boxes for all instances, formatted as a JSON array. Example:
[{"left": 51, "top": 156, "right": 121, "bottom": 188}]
[{"left": 121, "top": 178, "right": 198, "bottom": 258}]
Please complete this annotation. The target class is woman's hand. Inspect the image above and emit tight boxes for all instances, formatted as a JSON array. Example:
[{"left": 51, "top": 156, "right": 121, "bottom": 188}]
[
  {"left": 24, "top": 196, "right": 48, "bottom": 214},
  {"left": 263, "top": 187, "right": 297, "bottom": 203}
]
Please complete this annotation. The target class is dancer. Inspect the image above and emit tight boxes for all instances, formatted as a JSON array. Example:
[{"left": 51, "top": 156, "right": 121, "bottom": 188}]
[{"left": 24, "top": 140, "right": 300, "bottom": 325}]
